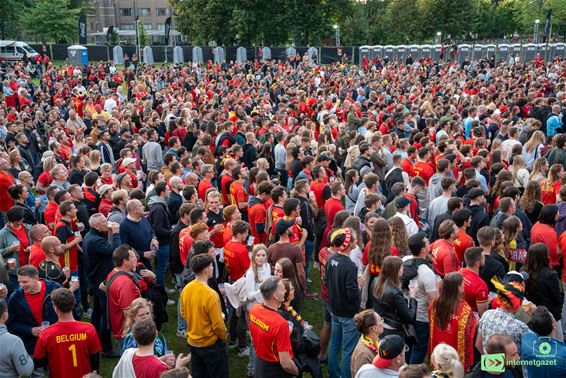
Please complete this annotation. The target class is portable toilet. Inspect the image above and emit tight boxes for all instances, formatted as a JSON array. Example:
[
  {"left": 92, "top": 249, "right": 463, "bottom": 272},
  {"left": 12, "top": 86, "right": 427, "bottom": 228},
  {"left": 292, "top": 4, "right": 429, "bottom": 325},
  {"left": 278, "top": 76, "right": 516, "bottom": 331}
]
[
  {"left": 67, "top": 45, "right": 88, "bottom": 66},
  {"left": 112, "top": 46, "right": 124, "bottom": 64},
  {"left": 236, "top": 47, "right": 247, "bottom": 63},
  {"left": 213, "top": 47, "right": 225, "bottom": 64},
  {"left": 142, "top": 46, "right": 154, "bottom": 64},
  {"left": 173, "top": 46, "right": 184, "bottom": 63},
  {"left": 192, "top": 46, "right": 203, "bottom": 64}
]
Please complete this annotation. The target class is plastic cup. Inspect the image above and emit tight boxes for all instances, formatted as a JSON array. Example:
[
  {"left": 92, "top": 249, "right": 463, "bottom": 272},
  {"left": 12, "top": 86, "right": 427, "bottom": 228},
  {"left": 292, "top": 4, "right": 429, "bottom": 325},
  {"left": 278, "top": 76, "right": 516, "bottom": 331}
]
[
  {"left": 0, "top": 283, "right": 6, "bottom": 292},
  {"left": 7, "top": 258, "right": 16, "bottom": 269},
  {"left": 41, "top": 321, "right": 50, "bottom": 330},
  {"left": 74, "top": 231, "right": 81, "bottom": 237},
  {"left": 62, "top": 267, "right": 70, "bottom": 275},
  {"left": 409, "top": 279, "right": 417, "bottom": 288},
  {"left": 71, "top": 276, "right": 79, "bottom": 283}
]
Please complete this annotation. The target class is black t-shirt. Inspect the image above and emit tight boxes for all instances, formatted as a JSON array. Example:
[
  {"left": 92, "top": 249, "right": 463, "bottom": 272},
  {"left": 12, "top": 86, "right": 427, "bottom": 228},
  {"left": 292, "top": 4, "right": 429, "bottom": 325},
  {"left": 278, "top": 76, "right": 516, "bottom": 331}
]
[
  {"left": 38, "top": 260, "right": 66, "bottom": 285},
  {"left": 480, "top": 254, "right": 506, "bottom": 292}
]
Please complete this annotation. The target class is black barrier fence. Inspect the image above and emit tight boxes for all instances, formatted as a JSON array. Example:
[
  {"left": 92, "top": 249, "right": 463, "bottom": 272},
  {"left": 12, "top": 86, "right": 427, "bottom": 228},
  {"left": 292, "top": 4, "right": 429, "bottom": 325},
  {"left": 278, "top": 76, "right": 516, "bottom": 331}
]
[{"left": 26, "top": 43, "right": 566, "bottom": 65}]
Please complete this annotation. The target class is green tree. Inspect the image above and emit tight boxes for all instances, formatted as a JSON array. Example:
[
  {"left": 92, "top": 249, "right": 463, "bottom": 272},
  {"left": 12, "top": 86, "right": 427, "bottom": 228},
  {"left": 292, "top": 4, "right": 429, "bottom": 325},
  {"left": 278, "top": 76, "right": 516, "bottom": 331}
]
[
  {"left": 0, "top": 0, "right": 21, "bottom": 39},
  {"left": 109, "top": 29, "right": 119, "bottom": 46},
  {"left": 421, "top": 0, "right": 478, "bottom": 41},
  {"left": 385, "top": 0, "right": 427, "bottom": 43},
  {"left": 139, "top": 22, "right": 148, "bottom": 46},
  {"left": 23, "top": 0, "right": 80, "bottom": 43}
]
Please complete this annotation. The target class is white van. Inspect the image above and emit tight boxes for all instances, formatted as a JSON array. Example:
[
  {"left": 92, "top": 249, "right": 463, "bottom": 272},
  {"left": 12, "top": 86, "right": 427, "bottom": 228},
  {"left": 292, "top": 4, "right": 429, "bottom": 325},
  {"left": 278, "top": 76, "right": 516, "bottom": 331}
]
[{"left": 0, "top": 41, "right": 39, "bottom": 61}]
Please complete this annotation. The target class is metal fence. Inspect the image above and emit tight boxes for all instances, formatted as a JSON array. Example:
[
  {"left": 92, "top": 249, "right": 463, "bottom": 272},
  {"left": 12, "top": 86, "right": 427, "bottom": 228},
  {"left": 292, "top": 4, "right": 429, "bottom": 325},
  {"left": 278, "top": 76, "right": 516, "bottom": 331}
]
[{"left": 28, "top": 43, "right": 565, "bottom": 65}]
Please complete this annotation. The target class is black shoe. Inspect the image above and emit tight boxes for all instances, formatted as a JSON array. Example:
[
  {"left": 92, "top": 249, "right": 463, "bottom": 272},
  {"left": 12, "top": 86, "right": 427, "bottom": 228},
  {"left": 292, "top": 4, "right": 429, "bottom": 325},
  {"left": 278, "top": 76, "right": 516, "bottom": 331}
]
[{"left": 102, "top": 349, "right": 121, "bottom": 358}]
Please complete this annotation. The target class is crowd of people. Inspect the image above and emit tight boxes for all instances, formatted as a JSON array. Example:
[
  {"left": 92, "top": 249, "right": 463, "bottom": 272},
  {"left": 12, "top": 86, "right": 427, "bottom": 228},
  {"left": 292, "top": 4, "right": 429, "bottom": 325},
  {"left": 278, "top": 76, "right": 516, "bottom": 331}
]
[{"left": 0, "top": 48, "right": 565, "bottom": 378}]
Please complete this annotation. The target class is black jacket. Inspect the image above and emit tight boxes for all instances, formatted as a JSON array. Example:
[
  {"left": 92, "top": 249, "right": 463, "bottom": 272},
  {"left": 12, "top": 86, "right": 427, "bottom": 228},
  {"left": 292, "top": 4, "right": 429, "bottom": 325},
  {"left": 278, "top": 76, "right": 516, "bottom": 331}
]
[
  {"left": 7, "top": 280, "right": 61, "bottom": 354},
  {"left": 372, "top": 282, "right": 417, "bottom": 331},
  {"left": 467, "top": 204, "right": 490, "bottom": 244},
  {"left": 351, "top": 155, "right": 372, "bottom": 175},
  {"left": 297, "top": 195, "right": 315, "bottom": 241},
  {"left": 83, "top": 228, "right": 122, "bottom": 289},
  {"left": 169, "top": 220, "right": 189, "bottom": 275},
  {"left": 525, "top": 268, "right": 564, "bottom": 321},
  {"left": 14, "top": 202, "right": 36, "bottom": 225},
  {"left": 326, "top": 253, "right": 360, "bottom": 318},
  {"left": 167, "top": 191, "right": 183, "bottom": 225},
  {"left": 243, "top": 143, "right": 258, "bottom": 169},
  {"left": 148, "top": 199, "right": 172, "bottom": 246}
]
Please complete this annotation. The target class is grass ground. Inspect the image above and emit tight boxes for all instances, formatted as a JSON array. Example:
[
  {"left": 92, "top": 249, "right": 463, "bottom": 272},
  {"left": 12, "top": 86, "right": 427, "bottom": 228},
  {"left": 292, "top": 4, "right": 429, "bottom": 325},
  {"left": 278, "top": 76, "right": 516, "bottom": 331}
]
[{"left": 97, "top": 265, "right": 326, "bottom": 377}]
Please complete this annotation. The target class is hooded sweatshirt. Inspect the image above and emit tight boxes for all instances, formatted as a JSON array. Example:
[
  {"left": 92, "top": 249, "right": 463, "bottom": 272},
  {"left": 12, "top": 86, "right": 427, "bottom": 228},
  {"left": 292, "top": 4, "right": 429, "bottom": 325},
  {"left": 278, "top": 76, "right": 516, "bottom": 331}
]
[
  {"left": 148, "top": 196, "right": 172, "bottom": 246},
  {"left": 427, "top": 172, "right": 444, "bottom": 204},
  {"left": 0, "top": 324, "right": 34, "bottom": 378}
]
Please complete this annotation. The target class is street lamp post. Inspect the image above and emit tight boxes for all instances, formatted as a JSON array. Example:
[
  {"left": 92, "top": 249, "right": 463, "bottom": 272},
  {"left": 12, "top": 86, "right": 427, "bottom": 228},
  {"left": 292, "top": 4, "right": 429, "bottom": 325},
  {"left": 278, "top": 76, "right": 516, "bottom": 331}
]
[
  {"left": 534, "top": 19, "right": 540, "bottom": 44},
  {"left": 333, "top": 24, "right": 340, "bottom": 47}
]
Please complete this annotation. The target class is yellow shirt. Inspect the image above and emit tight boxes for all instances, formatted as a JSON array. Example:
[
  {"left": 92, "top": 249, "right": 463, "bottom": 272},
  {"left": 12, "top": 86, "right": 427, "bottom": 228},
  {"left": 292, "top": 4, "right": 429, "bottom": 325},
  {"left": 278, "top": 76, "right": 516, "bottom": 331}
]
[{"left": 180, "top": 279, "right": 226, "bottom": 347}]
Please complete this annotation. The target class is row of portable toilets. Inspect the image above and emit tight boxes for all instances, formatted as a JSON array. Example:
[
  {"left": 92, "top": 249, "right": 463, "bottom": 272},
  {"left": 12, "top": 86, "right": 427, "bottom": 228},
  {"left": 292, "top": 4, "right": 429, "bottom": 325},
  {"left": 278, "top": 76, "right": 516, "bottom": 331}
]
[
  {"left": 68, "top": 43, "right": 565, "bottom": 67},
  {"left": 359, "top": 43, "right": 566, "bottom": 65},
  {"left": 109, "top": 46, "right": 320, "bottom": 65}
]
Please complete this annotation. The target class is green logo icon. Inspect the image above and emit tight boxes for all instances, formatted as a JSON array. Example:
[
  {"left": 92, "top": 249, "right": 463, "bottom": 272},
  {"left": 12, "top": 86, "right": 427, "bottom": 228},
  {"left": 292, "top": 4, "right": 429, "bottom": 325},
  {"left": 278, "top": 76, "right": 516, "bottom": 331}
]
[
  {"left": 481, "top": 353, "right": 505, "bottom": 373},
  {"left": 539, "top": 342, "right": 552, "bottom": 355}
]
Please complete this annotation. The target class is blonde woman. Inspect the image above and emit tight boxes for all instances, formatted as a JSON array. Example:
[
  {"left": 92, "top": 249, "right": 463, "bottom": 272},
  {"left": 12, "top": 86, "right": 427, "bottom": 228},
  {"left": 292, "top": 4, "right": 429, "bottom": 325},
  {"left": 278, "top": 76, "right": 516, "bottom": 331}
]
[
  {"left": 510, "top": 155, "right": 529, "bottom": 190},
  {"left": 530, "top": 157, "right": 548, "bottom": 183},
  {"left": 88, "top": 149, "right": 101, "bottom": 172},
  {"left": 430, "top": 343, "right": 464, "bottom": 378},
  {"left": 121, "top": 298, "right": 169, "bottom": 356},
  {"left": 522, "top": 130, "right": 545, "bottom": 169},
  {"left": 244, "top": 244, "right": 271, "bottom": 377}
]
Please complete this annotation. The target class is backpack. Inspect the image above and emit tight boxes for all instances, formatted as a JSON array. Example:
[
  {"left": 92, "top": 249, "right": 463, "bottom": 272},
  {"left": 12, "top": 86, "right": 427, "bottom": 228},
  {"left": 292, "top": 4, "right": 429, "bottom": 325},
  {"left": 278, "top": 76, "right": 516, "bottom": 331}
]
[{"left": 400, "top": 258, "right": 430, "bottom": 290}]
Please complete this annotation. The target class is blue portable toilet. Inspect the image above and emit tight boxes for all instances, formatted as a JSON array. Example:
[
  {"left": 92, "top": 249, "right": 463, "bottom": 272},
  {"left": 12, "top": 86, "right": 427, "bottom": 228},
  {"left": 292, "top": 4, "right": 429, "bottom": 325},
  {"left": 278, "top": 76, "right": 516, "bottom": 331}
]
[{"left": 67, "top": 45, "right": 88, "bottom": 66}]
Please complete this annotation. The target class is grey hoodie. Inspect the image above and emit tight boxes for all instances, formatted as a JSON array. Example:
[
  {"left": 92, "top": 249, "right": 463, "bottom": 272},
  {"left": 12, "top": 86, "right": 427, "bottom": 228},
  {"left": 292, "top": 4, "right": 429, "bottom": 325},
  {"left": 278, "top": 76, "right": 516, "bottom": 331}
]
[
  {"left": 427, "top": 172, "right": 444, "bottom": 204},
  {"left": 0, "top": 324, "right": 34, "bottom": 378}
]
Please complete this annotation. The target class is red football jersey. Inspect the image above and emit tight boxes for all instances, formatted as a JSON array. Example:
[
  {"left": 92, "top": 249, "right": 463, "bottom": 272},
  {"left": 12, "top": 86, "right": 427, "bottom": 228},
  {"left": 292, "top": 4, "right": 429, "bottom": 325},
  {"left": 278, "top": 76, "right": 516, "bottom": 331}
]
[{"left": 34, "top": 321, "right": 101, "bottom": 378}]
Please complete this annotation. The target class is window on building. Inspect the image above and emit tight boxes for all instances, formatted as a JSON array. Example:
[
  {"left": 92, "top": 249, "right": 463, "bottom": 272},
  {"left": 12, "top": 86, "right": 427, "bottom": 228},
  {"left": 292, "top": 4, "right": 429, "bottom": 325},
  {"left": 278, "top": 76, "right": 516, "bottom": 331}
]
[
  {"left": 157, "top": 24, "right": 166, "bottom": 31},
  {"left": 137, "top": 8, "right": 150, "bottom": 17},
  {"left": 156, "top": 8, "right": 170, "bottom": 17},
  {"left": 120, "top": 24, "right": 134, "bottom": 30},
  {"left": 120, "top": 8, "right": 132, "bottom": 16},
  {"left": 143, "top": 23, "right": 153, "bottom": 30}
]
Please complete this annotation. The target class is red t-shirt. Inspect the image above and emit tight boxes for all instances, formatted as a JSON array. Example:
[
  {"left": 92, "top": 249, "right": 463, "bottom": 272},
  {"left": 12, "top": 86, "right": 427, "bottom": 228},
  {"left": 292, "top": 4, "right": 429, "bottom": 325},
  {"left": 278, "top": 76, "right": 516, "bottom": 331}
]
[
  {"left": 453, "top": 230, "right": 474, "bottom": 264},
  {"left": 198, "top": 179, "right": 214, "bottom": 201},
  {"left": 224, "top": 240, "right": 250, "bottom": 281},
  {"left": 249, "top": 304, "right": 294, "bottom": 362},
  {"left": 249, "top": 201, "right": 267, "bottom": 244},
  {"left": 44, "top": 202, "right": 59, "bottom": 231},
  {"left": 459, "top": 268, "right": 488, "bottom": 312},
  {"left": 321, "top": 197, "right": 345, "bottom": 249},
  {"left": 0, "top": 171, "right": 14, "bottom": 212},
  {"left": 10, "top": 225, "right": 30, "bottom": 266},
  {"left": 541, "top": 179, "right": 561, "bottom": 205},
  {"left": 362, "top": 243, "right": 399, "bottom": 275},
  {"left": 207, "top": 210, "right": 225, "bottom": 248},
  {"left": 25, "top": 280, "right": 47, "bottom": 325},
  {"left": 431, "top": 239, "right": 460, "bottom": 277},
  {"left": 34, "top": 321, "right": 102, "bottom": 378},
  {"left": 270, "top": 206, "right": 285, "bottom": 238},
  {"left": 412, "top": 161, "right": 434, "bottom": 185},
  {"left": 54, "top": 220, "right": 78, "bottom": 271},
  {"left": 220, "top": 173, "right": 233, "bottom": 205},
  {"left": 132, "top": 354, "right": 169, "bottom": 378},
  {"left": 402, "top": 158, "right": 414, "bottom": 176},
  {"left": 29, "top": 244, "right": 45, "bottom": 268},
  {"left": 106, "top": 270, "right": 141, "bottom": 339},
  {"left": 37, "top": 171, "right": 53, "bottom": 189},
  {"left": 178, "top": 227, "right": 193, "bottom": 267},
  {"left": 531, "top": 222, "right": 559, "bottom": 267},
  {"left": 310, "top": 180, "right": 330, "bottom": 209},
  {"left": 230, "top": 181, "right": 248, "bottom": 210}
]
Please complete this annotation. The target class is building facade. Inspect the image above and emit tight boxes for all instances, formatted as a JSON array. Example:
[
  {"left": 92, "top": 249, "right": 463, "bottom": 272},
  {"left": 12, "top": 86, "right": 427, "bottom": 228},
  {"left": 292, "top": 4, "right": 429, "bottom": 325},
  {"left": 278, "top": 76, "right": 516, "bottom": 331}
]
[{"left": 91, "top": 0, "right": 172, "bottom": 34}]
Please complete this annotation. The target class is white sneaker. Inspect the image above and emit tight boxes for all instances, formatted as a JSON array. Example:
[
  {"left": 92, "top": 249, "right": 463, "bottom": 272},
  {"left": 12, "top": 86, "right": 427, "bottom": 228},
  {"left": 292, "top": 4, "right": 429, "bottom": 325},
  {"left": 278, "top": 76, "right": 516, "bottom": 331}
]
[
  {"left": 176, "top": 329, "right": 187, "bottom": 338},
  {"left": 166, "top": 288, "right": 177, "bottom": 295},
  {"left": 237, "top": 347, "right": 250, "bottom": 358},
  {"left": 167, "top": 299, "right": 176, "bottom": 306},
  {"left": 83, "top": 308, "right": 93, "bottom": 320}
]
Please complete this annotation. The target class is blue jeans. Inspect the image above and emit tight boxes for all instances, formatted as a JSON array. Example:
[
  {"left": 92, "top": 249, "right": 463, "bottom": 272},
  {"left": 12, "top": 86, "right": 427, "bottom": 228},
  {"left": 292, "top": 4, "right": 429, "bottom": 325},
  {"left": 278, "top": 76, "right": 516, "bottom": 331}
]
[
  {"left": 155, "top": 244, "right": 170, "bottom": 287},
  {"left": 329, "top": 314, "right": 359, "bottom": 378},
  {"left": 304, "top": 239, "right": 315, "bottom": 284},
  {"left": 409, "top": 321, "right": 429, "bottom": 364},
  {"left": 175, "top": 273, "right": 187, "bottom": 332}
]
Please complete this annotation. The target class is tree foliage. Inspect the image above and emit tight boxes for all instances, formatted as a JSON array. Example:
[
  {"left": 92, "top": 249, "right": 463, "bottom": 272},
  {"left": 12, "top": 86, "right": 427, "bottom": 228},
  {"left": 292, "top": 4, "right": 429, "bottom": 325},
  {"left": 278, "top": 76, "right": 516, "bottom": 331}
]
[{"left": 23, "top": 0, "right": 80, "bottom": 43}]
